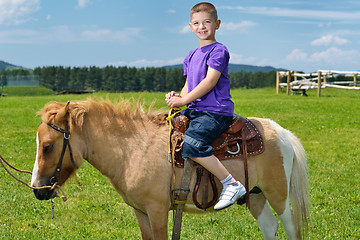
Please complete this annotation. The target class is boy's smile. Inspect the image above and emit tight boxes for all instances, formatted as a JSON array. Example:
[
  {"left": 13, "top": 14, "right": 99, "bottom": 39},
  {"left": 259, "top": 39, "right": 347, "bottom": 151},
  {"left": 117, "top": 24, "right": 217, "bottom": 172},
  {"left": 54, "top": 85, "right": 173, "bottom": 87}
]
[{"left": 189, "top": 11, "right": 220, "bottom": 46}]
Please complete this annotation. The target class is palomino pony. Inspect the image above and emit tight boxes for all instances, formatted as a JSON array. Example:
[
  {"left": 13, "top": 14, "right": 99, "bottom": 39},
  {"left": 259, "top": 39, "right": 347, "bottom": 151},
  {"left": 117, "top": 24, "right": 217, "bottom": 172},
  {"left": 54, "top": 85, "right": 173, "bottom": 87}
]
[{"left": 31, "top": 98, "right": 310, "bottom": 240}]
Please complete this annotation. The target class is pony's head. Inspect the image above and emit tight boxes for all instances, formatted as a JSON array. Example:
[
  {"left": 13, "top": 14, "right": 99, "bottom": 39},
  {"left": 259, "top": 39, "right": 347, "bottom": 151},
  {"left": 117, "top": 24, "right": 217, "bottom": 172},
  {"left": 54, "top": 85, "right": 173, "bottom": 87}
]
[{"left": 31, "top": 101, "right": 85, "bottom": 200}]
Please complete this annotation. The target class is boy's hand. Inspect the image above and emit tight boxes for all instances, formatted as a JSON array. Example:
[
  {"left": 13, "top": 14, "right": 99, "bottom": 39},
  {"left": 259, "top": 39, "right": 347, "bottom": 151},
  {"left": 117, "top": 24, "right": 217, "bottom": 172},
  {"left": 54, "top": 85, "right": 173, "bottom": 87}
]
[
  {"left": 166, "top": 96, "right": 185, "bottom": 108},
  {"left": 165, "top": 91, "right": 181, "bottom": 100},
  {"left": 165, "top": 91, "right": 186, "bottom": 107}
]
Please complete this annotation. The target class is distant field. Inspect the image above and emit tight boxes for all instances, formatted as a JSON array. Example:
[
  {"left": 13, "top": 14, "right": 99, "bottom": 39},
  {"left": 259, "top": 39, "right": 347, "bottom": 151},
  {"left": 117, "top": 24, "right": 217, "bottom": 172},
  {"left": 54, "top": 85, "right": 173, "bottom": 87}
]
[
  {"left": 1, "top": 86, "right": 55, "bottom": 96},
  {"left": 0, "top": 87, "right": 359, "bottom": 239}
]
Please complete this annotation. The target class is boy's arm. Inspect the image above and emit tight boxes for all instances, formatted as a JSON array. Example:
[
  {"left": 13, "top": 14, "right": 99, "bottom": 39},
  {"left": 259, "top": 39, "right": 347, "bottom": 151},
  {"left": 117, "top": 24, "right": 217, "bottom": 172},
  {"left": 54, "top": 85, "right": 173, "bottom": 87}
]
[
  {"left": 166, "top": 67, "right": 221, "bottom": 108},
  {"left": 180, "top": 79, "right": 188, "bottom": 97},
  {"left": 182, "top": 67, "right": 220, "bottom": 104}
]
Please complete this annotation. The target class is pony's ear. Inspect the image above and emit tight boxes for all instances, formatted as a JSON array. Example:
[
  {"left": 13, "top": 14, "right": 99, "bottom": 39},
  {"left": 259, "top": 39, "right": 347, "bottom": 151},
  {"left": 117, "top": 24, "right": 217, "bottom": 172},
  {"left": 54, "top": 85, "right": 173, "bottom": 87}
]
[{"left": 55, "top": 101, "right": 70, "bottom": 123}]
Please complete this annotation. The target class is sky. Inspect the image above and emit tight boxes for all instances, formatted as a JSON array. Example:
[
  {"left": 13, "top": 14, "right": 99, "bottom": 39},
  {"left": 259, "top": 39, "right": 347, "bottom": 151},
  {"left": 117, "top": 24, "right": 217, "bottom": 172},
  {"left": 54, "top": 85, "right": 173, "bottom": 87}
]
[{"left": 0, "top": 0, "right": 359, "bottom": 73}]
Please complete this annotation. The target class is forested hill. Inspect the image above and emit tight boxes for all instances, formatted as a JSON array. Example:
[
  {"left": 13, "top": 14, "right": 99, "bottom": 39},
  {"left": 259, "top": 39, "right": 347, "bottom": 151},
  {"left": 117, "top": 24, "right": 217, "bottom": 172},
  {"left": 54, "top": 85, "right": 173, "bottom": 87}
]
[
  {"left": 0, "top": 60, "right": 23, "bottom": 71},
  {"left": 1, "top": 60, "right": 286, "bottom": 92},
  {"left": 1, "top": 59, "right": 287, "bottom": 73},
  {"left": 164, "top": 63, "right": 287, "bottom": 73}
]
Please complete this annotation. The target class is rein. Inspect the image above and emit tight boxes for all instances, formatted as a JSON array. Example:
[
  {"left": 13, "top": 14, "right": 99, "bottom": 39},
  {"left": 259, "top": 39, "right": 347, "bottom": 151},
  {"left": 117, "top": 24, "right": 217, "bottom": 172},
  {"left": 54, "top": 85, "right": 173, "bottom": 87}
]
[{"left": 0, "top": 153, "right": 67, "bottom": 202}]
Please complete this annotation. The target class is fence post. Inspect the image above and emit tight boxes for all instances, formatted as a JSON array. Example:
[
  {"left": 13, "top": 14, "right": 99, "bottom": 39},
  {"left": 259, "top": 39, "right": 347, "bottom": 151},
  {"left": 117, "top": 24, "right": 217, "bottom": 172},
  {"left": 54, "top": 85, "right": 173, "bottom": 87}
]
[
  {"left": 317, "top": 71, "right": 322, "bottom": 97},
  {"left": 276, "top": 71, "right": 280, "bottom": 94},
  {"left": 354, "top": 75, "right": 357, "bottom": 87},
  {"left": 287, "top": 71, "right": 291, "bottom": 95}
]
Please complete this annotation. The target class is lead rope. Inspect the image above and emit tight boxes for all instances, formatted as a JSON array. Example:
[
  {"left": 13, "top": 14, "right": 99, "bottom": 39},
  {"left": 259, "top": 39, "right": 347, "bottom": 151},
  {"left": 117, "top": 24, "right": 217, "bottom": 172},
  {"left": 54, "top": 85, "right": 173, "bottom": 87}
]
[
  {"left": 0, "top": 153, "right": 67, "bottom": 218},
  {"left": 166, "top": 108, "right": 194, "bottom": 240},
  {"left": 166, "top": 107, "right": 182, "bottom": 162},
  {"left": 51, "top": 199, "right": 55, "bottom": 219},
  {"left": 165, "top": 107, "right": 182, "bottom": 226}
]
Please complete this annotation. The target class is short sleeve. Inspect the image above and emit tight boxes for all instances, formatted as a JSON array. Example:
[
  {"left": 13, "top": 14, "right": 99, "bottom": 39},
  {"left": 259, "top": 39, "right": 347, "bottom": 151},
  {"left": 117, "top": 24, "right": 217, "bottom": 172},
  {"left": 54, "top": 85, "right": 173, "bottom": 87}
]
[
  {"left": 183, "top": 49, "right": 196, "bottom": 77},
  {"left": 183, "top": 57, "right": 188, "bottom": 77},
  {"left": 207, "top": 46, "right": 229, "bottom": 73}
]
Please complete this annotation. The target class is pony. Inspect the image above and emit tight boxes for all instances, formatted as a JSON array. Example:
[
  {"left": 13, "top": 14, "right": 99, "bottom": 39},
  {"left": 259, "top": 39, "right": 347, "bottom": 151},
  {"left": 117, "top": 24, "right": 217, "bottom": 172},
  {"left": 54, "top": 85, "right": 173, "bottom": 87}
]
[{"left": 31, "top": 98, "right": 310, "bottom": 240}]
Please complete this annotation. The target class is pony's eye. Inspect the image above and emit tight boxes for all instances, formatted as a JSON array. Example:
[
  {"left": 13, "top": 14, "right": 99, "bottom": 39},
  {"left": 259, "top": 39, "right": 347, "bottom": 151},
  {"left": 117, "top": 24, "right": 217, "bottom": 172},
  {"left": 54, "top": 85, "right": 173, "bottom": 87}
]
[{"left": 43, "top": 144, "right": 54, "bottom": 154}]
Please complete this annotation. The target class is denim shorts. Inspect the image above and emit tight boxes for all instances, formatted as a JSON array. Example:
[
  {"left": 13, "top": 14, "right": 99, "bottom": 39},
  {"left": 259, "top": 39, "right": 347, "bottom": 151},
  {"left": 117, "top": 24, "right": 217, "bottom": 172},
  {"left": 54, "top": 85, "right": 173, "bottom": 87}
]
[{"left": 181, "top": 108, "right": 233, "bottom": 158}]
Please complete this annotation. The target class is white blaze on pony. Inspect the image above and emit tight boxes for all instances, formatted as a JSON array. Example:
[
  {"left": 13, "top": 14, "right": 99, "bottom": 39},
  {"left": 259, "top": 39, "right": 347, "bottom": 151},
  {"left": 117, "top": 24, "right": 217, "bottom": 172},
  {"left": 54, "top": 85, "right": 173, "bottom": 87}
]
[
  {"left": 31, "top": 133, "right": 40, "bottom": 186},
  {"left": 31, "top": 99, "right": 310, "bottom": 240}
]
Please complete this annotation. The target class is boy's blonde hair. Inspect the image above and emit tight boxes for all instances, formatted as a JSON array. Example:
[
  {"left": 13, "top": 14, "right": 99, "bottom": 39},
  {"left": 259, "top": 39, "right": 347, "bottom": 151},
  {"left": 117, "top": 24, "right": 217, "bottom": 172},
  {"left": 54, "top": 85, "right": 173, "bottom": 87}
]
[{"left": 190, "top": 2, "right": 218, "bottom": 21}]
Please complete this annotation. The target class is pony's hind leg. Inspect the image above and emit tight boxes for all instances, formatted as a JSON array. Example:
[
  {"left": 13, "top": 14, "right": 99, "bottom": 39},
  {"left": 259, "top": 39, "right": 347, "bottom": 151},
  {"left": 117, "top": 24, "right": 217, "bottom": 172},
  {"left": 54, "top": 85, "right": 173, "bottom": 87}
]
[
  {"left": 249, "top": 193, "right": 279, "bottom": 240},
  {"left": 278, "top": 200, "right": 298, "bottom": 240}
]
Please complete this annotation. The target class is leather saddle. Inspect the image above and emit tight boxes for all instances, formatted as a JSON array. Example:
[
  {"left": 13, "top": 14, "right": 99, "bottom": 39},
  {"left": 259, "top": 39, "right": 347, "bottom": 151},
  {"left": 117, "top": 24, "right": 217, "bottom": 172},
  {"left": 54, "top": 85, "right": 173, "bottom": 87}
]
[
  {"left": 169, "top": 113, "right": 264, "bottom": 168},
  {"left": 168, "top": 110, "right": 264, "bottom": 210}
]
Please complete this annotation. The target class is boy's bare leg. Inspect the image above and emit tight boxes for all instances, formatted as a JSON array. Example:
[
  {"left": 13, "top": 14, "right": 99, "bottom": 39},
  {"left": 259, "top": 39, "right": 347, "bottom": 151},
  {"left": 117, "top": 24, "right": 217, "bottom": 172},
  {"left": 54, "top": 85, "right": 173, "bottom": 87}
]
[{"left": 192, "top": 155, "right": 229, "bottom": 180}]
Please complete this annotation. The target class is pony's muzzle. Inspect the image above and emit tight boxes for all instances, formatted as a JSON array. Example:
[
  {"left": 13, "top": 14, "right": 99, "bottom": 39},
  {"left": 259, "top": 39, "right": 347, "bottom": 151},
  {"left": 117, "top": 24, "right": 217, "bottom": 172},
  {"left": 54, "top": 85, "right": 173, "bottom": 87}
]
[
  {"left": 33, "top": 188, "right": 57, "bottom": 200},
  {"left": 32, "top": 179, "right": 57, "bottom": 200}
]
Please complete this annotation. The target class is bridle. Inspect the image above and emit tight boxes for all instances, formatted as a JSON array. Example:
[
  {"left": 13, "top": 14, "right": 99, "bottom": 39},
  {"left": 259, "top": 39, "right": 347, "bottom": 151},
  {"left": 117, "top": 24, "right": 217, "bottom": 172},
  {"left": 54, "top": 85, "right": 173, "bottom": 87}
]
[
  {"left": 0, "top": 121, "right": 78, "bottom": 218},
  {"left": 0, "top": 121, "right": 78, "bottom": 203},
  {"left": 46, "top": 122, "right": 79, "bottom": 185}
]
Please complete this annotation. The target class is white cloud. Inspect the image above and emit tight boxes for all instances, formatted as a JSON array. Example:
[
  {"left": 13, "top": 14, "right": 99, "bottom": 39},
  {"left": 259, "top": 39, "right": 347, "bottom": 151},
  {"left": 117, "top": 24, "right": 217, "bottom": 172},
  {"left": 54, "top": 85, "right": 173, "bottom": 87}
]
[
  {"left": 166, "top": 57, "right": 183, "bottom": 65},
  {"left": 129, "top": 59, "right": 164, "bottom": 67},
  {"left": 111, "top": 57, "right": 183, "bottom": 68},
  {"left": 286, "top": 49, "right": 308, "bottom": 62},
  {"left": 310, "top": 47, "right": 356, "bottom": 64},
  {"left": 112, "top": 28, "right": 143, "bottom": 42},
  {"left": 77, "top": 0, "right": 91, "bottom": 8},
  {"left": 223, "top": 6, "right": 360, "bottom": 21},
  {"left": 285, "top": 47, "right": 360, "bottom": 71},
  {"left": 0, "top": 29, "right": 39, "bottom": 44},
  {"left": 0, "top": 26, "right": 143, "bottom": 44},
  {"left": 179, "top": 24, "right": 191, "bottom": 34},
  {"left": 0, "top": 0, "right": 40, "bottom": 25},
  {"left": 229, "top": 52, "right": 268, "bottom": 66},
  {"left": 311, "top": 34, "right": 349, "bottom": 46},
  {"left": 220, "top": 21, "right": 256, "bottom": 33},
  {"left": 167, "top": 9, "right": 176, "bottom": 14}
]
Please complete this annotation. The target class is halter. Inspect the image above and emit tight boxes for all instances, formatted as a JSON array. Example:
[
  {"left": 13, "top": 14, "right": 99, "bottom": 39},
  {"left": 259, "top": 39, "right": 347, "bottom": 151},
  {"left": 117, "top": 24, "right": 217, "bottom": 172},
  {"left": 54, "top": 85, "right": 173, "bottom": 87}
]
[{"left": 46, "top": 122, "right": 79, "bottom": 185}]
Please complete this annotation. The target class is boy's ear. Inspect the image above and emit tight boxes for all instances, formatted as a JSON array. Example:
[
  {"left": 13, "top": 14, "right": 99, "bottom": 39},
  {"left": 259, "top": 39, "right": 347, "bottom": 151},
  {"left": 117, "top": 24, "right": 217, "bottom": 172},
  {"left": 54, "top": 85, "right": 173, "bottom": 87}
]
[
  {"left": 216, "top": 19, "right": 221, "bottom": 30},
  {"left": 189, "top": 22, "right": 194, "bottom": 32}
]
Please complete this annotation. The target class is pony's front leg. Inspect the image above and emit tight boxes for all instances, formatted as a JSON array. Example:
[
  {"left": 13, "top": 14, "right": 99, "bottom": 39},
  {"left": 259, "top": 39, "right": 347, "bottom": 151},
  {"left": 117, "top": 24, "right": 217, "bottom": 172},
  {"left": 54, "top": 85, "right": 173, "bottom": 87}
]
[
  {"left": 134, "top": 203, "right": 169, "bottom": 240},
  {"left": 146, "top": 201, "right": 169, "bottom": 240},
  {"left": 134, "top": 209, "right": 153, "bottom": 240}
]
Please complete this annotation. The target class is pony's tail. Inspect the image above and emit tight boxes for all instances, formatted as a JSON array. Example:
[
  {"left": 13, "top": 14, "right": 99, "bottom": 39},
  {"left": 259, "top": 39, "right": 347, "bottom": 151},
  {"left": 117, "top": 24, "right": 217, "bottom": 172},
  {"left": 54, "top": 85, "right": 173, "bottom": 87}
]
[{"left": 289, "top": 132, "right": 311, "bottom": 239}]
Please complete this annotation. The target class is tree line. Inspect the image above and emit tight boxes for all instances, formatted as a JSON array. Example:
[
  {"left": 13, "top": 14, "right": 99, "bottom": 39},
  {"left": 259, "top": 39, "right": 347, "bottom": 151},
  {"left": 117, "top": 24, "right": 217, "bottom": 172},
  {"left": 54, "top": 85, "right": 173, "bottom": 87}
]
[{"left": 1, "top": 66, "right": 278, "bottom": 92}]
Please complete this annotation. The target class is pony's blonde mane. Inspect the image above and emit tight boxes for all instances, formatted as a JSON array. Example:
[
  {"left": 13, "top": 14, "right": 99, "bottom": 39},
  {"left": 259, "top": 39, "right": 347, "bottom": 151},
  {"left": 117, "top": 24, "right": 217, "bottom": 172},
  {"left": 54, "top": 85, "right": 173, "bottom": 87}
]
[{"left": 38, "top": 97, "right": 167, "bottom": 128}]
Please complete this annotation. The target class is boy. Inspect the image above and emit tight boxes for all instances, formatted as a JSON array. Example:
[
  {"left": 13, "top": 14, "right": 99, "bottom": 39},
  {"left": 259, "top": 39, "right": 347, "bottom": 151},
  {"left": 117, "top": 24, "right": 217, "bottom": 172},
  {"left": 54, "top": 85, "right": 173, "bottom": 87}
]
[{"left": 165, "top": 2, "right": 246, "bottom": 210}]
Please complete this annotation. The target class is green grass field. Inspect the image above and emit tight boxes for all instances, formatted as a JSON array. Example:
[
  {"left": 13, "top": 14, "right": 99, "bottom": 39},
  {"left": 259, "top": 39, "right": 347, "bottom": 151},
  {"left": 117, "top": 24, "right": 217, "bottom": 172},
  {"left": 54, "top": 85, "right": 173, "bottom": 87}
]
[{"left": 0, "top": 87, "right": 359, "bottom": 239}]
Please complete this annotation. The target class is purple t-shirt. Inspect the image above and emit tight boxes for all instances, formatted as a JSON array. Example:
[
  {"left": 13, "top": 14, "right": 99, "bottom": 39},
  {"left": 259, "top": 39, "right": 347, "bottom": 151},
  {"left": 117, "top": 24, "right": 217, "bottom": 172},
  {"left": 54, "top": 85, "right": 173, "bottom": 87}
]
[{"left": 183, "top": 42, "right": 234, "bottom": 116}]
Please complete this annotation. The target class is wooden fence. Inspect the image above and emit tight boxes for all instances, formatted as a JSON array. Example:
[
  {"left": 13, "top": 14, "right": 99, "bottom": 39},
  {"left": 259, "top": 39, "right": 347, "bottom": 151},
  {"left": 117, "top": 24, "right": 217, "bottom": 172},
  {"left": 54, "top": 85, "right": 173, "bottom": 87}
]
[{"left": 276, "top": 70, "right": 360, "bottom": 96}]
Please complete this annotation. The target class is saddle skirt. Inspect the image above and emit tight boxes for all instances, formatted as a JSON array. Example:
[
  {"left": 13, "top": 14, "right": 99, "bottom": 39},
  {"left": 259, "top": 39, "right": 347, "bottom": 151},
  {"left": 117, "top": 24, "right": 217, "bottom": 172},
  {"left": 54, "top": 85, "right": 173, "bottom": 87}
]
[{"left": 170, "top": 112, "right": 265, "bottom": 168}]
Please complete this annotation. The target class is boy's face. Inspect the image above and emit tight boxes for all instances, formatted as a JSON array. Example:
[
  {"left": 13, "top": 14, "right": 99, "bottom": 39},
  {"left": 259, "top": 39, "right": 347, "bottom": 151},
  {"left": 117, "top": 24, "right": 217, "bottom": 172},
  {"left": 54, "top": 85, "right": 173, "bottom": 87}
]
[{"left": 189, "top": 11, "right": 220, "bottom": 43}]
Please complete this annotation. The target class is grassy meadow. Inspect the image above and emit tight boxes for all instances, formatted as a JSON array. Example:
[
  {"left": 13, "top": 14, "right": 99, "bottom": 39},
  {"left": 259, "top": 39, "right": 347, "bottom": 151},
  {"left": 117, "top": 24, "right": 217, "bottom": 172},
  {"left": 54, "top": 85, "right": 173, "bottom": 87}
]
[{"left": 0, "top": 86, "right": 359, "bottom": 239}]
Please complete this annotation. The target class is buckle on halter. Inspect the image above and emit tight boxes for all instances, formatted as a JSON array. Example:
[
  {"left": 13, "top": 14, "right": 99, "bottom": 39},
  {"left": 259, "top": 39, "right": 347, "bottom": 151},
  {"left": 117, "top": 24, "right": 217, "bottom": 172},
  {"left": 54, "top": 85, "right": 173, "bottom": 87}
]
[{"left": 64, "top": 132, "right": 70, "bottom": 140}]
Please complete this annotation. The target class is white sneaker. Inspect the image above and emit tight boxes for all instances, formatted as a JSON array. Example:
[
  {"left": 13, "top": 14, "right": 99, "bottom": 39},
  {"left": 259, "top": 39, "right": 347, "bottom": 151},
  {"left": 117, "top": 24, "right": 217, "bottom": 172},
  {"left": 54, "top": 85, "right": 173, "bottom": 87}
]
[{"left": 214, "top": 181, "right": 246, "bottom": 211}]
